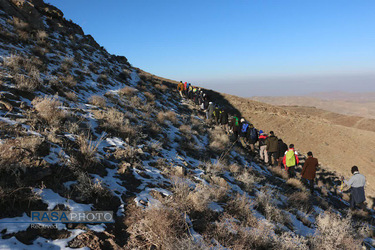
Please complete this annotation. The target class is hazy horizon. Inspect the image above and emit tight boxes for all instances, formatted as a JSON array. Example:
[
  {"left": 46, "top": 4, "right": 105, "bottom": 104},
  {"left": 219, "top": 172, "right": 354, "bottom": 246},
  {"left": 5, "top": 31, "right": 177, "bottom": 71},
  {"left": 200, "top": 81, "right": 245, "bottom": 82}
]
[{"left": 192, "top": 73, "right": 375, "bottom": 97}]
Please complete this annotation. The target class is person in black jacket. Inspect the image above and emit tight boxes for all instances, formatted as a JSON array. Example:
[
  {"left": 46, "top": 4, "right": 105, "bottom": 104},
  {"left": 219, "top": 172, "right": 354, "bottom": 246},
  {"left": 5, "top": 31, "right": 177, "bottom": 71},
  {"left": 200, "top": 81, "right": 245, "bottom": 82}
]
[
  {"left": 276, "top": 139, "right": 288, "bottom": 168},
  {"left": 213, "top": 107, "right": 220, "bottom": 125},
  {"left": 246, "top": 124, "right": 258, "bottom": 154},
  {"left": 220, "top": 109, "right": 229, "bottom": 132}
]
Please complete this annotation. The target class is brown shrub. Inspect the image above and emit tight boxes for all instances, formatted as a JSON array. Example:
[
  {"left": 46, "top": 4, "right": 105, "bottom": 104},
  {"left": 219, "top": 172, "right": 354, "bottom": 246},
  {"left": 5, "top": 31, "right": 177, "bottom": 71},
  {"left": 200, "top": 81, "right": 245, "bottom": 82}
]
[
  {"left": 155, "top": 83, "right": 168, "bottom": 92},
  {"left": 74, "top": 172, "right": 112, "bottom": 202},
  {"left": 226, "top": 193, "right": 258, "bottom": 227},
  {"left": 157, "top": 111, "right": 178, "bottom": 125},
  {"left": 60, "top": 74, "right": 76, "bottom": 88},
  {"left": 311, "top": 211, "right": 364, "bottom": 250},
  {"left": 256, "top": 189, "right": 290, "bottom": 224},
  {"left": 209, "top": 127, "right": 230, "bottom": 152},
  {"left": 126, "top": 206, "right": 188, "bottom": 249},
  {"left": 269, "top": 166, "right": 289, "bottom": 180},
  {"left": 77, "top": 133, "right": 103, "bottom": 169},
  {"left": 286, "top": 178, "right": 306, "bottom": 191},
  {"left": 236, "top": 170, "right": 260, "bottom": 191},
  {"left": 143, "top": 92, "right": 155, "bottom": 102},
  {"left": 129, "top": 95, "right": 142, "bottom": 108},
  {"left": 0, "top": 136, "right": 43, "bottom": 169},
  {"left": 9, "top": 17, "right": 29, "bottom": 30},
  {"left": 208, "top": 213, "right": 276, "bottom": 249},
  {"left": 61, "top": 57, "right": 74, "bottom": 72},
  {"left": 13, "top": 73, "right": 41, "bottom": 91},
  {"left": 36, "top": 30, "right": 48, "bottom": 43},
  {"left": 288, "top": 191, "right": 311, "bottom": 212},
  {"left": 93, "top": 108, "right": 137, "bottom": 139},
  {"left": 32, "top": 96, "right": 65, "bottom": 125},
  {"left": 118, "top": 86, "right": 137, "bottom": 96},
  {"left": 89, "top": 95, "right": 106, "bottom": 108},
  {"left": 65, "top": 91, "right": 78, "bottom": 101}
]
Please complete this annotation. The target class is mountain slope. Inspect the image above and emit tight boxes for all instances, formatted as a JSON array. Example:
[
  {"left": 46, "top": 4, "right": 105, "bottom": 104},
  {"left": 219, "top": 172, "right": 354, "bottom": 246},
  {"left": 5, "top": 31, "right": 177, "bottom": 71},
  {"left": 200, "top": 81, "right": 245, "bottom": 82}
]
[{"left": 0, "top": 0, "right": 374, "bottom": 249}]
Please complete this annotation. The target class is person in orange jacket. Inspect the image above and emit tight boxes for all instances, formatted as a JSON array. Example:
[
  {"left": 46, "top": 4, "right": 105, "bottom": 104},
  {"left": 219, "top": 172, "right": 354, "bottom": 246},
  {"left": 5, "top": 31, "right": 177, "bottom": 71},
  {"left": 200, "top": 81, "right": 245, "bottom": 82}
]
[{"left": 177, "top": 81, "right": 184, "bottom": 98}]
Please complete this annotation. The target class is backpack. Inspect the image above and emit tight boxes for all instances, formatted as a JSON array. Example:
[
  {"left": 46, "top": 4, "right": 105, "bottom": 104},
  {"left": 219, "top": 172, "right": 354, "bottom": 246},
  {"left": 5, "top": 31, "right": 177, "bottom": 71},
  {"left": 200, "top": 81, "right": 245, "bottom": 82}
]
[
  {"left": 241, "top": 123, "right": 249, "bottom": 133},
  {"left": 285, "top": 150, "right": 296, "bottom": 167},
  {"left": 249, "top": 128, "right": 258, "bottom": 141}
]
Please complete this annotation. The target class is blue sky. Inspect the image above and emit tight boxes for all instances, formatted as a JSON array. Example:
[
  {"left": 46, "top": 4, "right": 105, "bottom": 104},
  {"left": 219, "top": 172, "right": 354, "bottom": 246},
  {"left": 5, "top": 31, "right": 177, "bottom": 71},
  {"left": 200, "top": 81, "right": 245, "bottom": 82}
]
[{"left": 48, "top": 0, "right": 375, "bottom": 96}]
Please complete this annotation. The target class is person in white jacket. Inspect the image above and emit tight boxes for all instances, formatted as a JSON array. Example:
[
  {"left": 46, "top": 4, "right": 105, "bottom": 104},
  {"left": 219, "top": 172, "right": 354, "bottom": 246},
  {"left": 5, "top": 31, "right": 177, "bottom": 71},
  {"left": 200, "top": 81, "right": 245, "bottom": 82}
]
[{"left": 342, "top": 166, "right": 366, "bottom": 209}]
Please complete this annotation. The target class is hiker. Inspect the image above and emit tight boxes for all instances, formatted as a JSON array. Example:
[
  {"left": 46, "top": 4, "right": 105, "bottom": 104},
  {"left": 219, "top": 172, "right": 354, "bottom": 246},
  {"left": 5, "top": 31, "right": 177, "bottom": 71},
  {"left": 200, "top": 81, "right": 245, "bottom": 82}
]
[
  {"left": 177, "top": 81, "right": 184, "bottom": 98},
  {"left": 183, "top": 82, "right": 188, "bottom": 96},
  {"left": 230, "top": 114, "right": 240, "bottom": 140},
  {"left": 202, "top": 95, "right": 209, "bottom": 110},
  {"left": 277, "top": 139, "right": 288, "bottom": 168},
  {"left": 283, "top": 144, "right": 299, "bottom": 178},
  {"left": 246, "top": 124, "right": 258, "bottom": 153},
  {"left": 301, "top": 151, "right": 318, "bottom": 194},
  {"left": 207, "top": 102, "right": 214, "bottom": 120},
  {"left": 188, "top": 85, "right": 193, "bottom": 99},
  {"left": 213, "top": 106, "right": 220, "bottom": 125},
  {"left": 239, "top": 118, "right": 249, "bottom": 149},
  {"left": 259, "top": 130, "right": 268, "bottom": 163},
  {"left": 219, "top": 108, "right": 229, "bottom": 132},
  {"left": 342, "top": 166, "right": 366, "bottom": 210},
  {"left": 266, "top": 131, "right": 278, "bottom": 166}
]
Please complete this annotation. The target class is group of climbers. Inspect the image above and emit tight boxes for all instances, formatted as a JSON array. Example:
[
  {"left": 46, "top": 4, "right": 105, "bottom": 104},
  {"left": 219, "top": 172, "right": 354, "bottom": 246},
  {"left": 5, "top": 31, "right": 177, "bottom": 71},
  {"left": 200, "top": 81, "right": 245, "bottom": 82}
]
[
  {"left": 176, "top": 82, "right": 367, "bottom": 210},
  {"left": 177, "top": 81, "right": 210, "bottom": 109}
]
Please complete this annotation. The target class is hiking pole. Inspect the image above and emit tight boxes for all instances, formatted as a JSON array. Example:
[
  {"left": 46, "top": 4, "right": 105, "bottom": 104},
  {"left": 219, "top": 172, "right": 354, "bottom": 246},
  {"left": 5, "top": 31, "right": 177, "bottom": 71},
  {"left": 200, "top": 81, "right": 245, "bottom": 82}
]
[{"left": 219, "top": 137, "right": 238, "bottom": 162}]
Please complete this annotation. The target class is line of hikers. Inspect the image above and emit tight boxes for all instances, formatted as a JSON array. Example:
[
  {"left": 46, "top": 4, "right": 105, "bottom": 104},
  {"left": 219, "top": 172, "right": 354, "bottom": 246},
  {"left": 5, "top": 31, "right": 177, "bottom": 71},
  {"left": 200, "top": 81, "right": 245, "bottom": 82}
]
[{"left": 176, "top": 82, "right": 367, "bottom": 210}]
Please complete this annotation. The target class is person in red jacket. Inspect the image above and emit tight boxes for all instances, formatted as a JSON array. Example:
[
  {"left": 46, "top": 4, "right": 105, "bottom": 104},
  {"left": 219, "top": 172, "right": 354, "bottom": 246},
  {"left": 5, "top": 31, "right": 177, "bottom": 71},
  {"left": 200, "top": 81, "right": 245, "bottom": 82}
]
[
  {"left": 258, "top": 130, "right": 268, "bottom": 163},
  {"left": 283, "top": 144, "right": 299, "bottom": 178}
]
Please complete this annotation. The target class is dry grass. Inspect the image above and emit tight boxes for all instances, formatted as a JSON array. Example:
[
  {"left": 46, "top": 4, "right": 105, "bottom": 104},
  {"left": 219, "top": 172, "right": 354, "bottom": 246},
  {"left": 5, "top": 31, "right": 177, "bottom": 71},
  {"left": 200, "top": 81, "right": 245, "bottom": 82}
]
[
  {"left": 4, "top": 55, "right": 43, "bottom": 91},
  {"left": 61, "top": 57, "right": 74, "bottom": 72},
  {"left": 93, "top": 108, "right": 137, "bottom": 139},
  {"left": 32, "top": 96, "right": 65, "bottom": 125},
  {"left": 276, "top": 232, "right": 309, "bottom": 250},
  {"left": 60, "top": 74, "right": 76, "bottom": 88},
  {"left": 286, "top": 178, "right": 306, "bottom": 191},
  {"left": 187, "top": 183, "right": 227, "bottom": 212},
  {"left": 269, "top": 166, "right": 289, "bottom": 180},
  {"left": 65, "top": 91, "right": 78, "bottom": 101},
  {"left": 209, "top": 127, "right": 230, "bottom": 152},
  {"left": 208, "top": 213, "right": 276, "bottom": 249},
  {"left": 236, "top": 170, "right": 259, "bottom": 191},
  {"left": 226, "top": 193, "right": 258, "bottom": 227},
  {"left": 36, "top": 30, "right": 48, "bottom": 43},
  {"left": 205, "top": 161, "right": 225, "bottom": 176},
  {"left": 9, "top": 17, "right": 29, "bottom": 30},
  {"left": 74, "top": 172, "right": 112, "bottom": 202},
  {"left": 129, "top": 95, "right": 142, "bottom": 108},
  {"left": 119, "top": 86, "right": 137, "bottom": 96},
  {"left": 77, "top": 133, "right": 103, "bottom": 168},
  {"left": 155, "top": 83, "right": 168, "bottom": 92},
  {"left": 126, "top": 205, "right": 188, "bottom": 249},
  {"left": 89, "top": 95, "right": 106, "bottom": 108},
  {"left": 288, "top": 191, "right": 311, "bottom": 212},
  {"left": 157, "top": 111, "right": 178, "bottom": 125},
  {"left": 169, "top": 178, "right": 227, "bottom": 213},
  {"left": 256, "top": 189, "right": 290, "bottom": 224},
  {"left": 0, "top": 136, "right": 43, "bottom": 170},
  {"left": 143, "top": 92, "right": 155, "bottom": 102},
  {"left": 311, "top": 211, "right": 365, "bottom": 250}
]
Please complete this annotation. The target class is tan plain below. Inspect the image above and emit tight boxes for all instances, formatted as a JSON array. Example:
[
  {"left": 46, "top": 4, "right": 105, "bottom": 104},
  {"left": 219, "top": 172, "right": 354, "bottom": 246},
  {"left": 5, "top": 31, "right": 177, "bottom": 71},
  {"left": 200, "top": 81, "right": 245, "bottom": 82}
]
[{"left": 224, "top": 94, "right": 375, "bottom": 201}]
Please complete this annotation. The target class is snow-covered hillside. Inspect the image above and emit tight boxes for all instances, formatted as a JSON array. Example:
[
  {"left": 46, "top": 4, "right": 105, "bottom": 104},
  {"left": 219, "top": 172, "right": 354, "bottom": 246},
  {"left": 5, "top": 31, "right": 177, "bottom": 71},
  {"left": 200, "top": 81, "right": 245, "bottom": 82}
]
[{"left": 0, "top": 0, "right": 374, "bottom": 249}]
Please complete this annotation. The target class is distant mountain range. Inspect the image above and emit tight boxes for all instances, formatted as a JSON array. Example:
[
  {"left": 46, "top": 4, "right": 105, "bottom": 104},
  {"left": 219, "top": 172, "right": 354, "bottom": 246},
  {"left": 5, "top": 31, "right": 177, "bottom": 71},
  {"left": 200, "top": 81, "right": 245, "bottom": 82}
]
[
  {"left": 307, "top": 91, "right": 375, "bottom": 102},
  {"left": 251, "top": 92, "right": 375, "bottom": 119}
]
